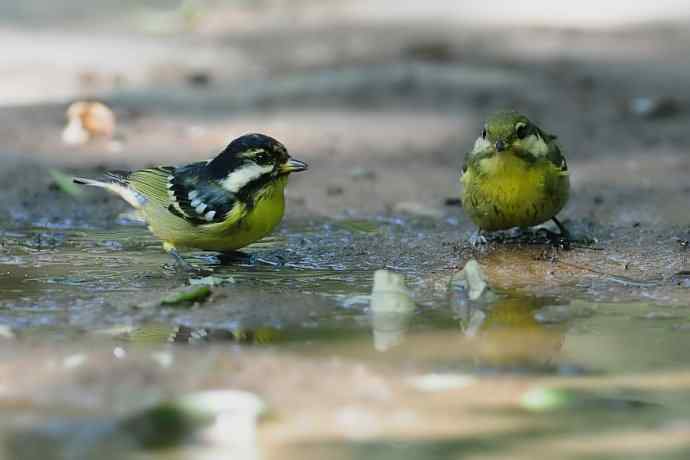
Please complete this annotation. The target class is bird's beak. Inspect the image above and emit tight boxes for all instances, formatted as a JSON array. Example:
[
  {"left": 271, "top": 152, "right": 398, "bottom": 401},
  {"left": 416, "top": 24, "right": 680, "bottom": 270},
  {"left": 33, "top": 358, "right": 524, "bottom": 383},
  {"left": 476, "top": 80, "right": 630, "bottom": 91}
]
[
  {"left": 280, "top": 158, "right": 308, "bottom": 174},
  {"left": 495, "top": 140, "right": 506, "bottom": 152}
]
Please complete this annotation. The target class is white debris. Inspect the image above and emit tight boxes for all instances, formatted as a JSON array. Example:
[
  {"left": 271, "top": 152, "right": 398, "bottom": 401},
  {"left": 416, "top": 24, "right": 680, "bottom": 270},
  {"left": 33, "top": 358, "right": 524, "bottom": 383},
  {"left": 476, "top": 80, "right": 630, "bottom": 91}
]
[
  {"left": 370, "top": 270, "right": 415, "bottom": 351},
  {"left": 408, "top": 373, "right": 477, "bottom": 392},
  {"left": 62, "top": 354, "right": 87, "bottom": 369},
  {"left": 113, "top": 347, "right": 127, "bottom": 359},
  {"left": 453, "top": 259, "right": 494, "bottom": 301}
]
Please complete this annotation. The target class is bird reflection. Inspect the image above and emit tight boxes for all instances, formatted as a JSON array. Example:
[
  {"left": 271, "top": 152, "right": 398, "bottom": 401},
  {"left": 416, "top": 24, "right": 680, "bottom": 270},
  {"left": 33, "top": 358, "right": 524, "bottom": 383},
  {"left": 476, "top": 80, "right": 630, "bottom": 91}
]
[{"left": 457, "top": 294, "right": 567, "bottom": 368}]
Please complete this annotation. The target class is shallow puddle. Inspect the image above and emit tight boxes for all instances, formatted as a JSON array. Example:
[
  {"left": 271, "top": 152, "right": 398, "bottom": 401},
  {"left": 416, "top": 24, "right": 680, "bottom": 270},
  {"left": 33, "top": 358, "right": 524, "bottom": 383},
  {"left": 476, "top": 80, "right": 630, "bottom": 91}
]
[{"left": 1, "top": 220, "right": 690, "bottom": 459}]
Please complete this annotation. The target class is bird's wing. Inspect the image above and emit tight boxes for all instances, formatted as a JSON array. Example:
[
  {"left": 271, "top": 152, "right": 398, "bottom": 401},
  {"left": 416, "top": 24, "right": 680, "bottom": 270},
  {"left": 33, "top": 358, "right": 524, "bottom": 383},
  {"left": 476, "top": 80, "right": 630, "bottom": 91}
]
[
  {"left": 126, "top": 167, "right": 175, "bottom": 206},
  {"left": 461, "top": 151, "right": 471, "bottom": 175},
  {"left": 544, "top": 135, "right": 568, "bottom": 174},
  {"left": 127, "top": 164, "right": 246, "bottom": 226},
  {"left": 167, "top": 163, "right": 245, "bottom": 225}
]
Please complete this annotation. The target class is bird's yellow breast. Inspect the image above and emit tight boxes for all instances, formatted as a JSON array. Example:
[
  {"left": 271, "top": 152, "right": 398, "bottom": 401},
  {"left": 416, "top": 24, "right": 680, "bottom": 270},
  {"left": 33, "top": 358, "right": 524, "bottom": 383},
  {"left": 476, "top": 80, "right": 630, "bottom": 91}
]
[
  {"left": 461, "top": 152, "right": 569, "bottom": 231},
  {"left": 144, "top": 177, "right": 287, "bottom": 251}
]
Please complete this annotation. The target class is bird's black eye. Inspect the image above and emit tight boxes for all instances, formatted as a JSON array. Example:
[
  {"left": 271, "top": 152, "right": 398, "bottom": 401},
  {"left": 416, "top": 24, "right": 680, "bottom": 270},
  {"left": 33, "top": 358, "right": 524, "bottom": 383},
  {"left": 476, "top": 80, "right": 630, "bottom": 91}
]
[
  {"left": 515, "top": 123, "right": 528, "bottom": 140},
  {"left": 482, "top": 128, "right": 487, "bottom": 139},
  {"left": 255, "top": 152, "right": 270, "bottom": 164}
]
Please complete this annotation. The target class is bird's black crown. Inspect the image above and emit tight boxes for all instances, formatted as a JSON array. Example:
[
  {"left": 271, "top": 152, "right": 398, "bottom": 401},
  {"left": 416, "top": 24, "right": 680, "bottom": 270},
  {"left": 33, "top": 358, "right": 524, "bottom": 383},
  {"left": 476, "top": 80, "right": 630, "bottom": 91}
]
[{"left": 208, "top": 133, "right": 289, "bottom": 176}]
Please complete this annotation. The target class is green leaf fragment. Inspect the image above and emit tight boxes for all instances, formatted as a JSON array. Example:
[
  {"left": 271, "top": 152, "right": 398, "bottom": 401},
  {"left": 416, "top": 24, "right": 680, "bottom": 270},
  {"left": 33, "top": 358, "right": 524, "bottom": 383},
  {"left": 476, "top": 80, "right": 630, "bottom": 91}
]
[
  {"left": 521, "top": 388, "right": 578, "bottom": 412},
  {"left": 160, "top": 286, "right": 211, "bottom": 306},
  {"left": 49, "top": 169, "right": 85, "bottom": 198}
]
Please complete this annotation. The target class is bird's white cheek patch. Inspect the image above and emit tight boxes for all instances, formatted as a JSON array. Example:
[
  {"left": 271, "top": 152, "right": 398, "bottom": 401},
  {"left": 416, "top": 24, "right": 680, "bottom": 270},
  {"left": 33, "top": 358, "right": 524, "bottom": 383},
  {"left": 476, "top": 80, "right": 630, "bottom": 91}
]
[
  {"left": 472, "top": 137, "right": 491, "bottom": 153},
  {"left": 221, "top": 164, "right": 273, "bottom": 193},
  {"left": 519, "top": 134, "right": 548, "bottom": 157}
]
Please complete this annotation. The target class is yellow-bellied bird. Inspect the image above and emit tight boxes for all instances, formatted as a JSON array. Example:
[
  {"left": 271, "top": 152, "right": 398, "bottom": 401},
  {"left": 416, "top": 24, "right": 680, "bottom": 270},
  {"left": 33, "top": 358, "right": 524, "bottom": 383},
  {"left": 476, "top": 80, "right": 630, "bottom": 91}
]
[
  {"left": 460, "top": 111, "right": 570, "bottom": 247},
  {"left": 75, "top": 133, "right": 307, "bottom": 268}
]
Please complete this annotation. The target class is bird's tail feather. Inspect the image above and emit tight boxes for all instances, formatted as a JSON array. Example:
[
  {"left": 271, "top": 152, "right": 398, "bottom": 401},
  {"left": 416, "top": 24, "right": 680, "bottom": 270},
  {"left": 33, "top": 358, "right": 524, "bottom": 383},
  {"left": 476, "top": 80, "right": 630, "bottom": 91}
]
[
  {"left": 104, "top": 170, "right": 131, "bottom": 184},
  {"left": 73, "top": 177, "right": 112, "bottom": 188},
  {"left": 73, "top": 176, "right": 144, "bottom": 209}
]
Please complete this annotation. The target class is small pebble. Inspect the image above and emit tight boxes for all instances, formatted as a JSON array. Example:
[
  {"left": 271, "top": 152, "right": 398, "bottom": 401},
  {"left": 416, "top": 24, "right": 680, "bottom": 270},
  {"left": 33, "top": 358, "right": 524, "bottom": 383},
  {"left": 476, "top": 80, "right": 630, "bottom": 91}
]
[
  {"left": 326, "top": 185, "right": 344, "bottom": 196},
  {"left": 444, "top": 197, "right": 462, "bottom": 207},
  {"left": 186, "top": 71, "right": 212, "bottom": 86}
]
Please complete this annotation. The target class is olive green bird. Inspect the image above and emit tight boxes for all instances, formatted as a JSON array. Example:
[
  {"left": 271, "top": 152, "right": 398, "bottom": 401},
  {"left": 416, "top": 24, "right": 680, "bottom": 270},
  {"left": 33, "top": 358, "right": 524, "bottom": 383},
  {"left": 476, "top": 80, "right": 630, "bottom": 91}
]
[
  {"left": 460, "top": 111, "right": 570, "bottom": 246},
  {"left": 75, "top": 133, "right": 307, "bottom": 269}
]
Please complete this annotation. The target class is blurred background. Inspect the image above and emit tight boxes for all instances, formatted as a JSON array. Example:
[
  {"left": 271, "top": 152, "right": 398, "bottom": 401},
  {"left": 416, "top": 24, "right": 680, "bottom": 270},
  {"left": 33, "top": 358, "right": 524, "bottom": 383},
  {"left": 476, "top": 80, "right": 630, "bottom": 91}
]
[
  {"left": 2, "top": 2, "right": 690, "bottom": 460},
  {"left": 3, "top": 0, "right": 690, "bottom": 220}
]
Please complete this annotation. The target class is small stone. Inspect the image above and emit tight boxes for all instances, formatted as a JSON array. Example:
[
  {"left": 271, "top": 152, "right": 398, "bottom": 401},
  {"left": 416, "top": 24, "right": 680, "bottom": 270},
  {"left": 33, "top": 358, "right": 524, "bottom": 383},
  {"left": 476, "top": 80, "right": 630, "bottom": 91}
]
[
  {"left": 326, "top": 185, "right": 344, "bottom": 196},
  {"left": 452, "top": 259, "right": 493, "bottom": 301},
  {"left": 186, "top": 71, "right": 212, "bottom": 86}
]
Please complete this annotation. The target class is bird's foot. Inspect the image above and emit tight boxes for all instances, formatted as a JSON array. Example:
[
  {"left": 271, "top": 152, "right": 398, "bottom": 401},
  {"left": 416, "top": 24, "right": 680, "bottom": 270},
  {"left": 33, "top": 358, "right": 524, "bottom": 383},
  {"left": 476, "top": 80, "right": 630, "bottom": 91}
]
[
  {"left": 165, "top": 248, "right": 212, "bottom": 278},
  {"left": 218, "top": 251, "right": 285, "bottom": 267},
  {"left": 550, "top": 217, "right": 571, "bottom": 250},
  {"left": 163, "top": 262, "right": 212, "bottom": 279},
  {"left": 217, "top": 250, "right": 257, "bottom": 266},
  {"left": 535, "top": 228, "right": 571, "bottom": 251}
]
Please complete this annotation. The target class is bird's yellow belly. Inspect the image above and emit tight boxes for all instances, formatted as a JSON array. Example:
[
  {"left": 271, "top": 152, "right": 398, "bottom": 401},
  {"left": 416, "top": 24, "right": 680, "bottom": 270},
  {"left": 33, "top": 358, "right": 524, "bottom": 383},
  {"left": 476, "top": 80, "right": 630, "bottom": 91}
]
[
  {"left": 461, "top": 155, "right": 569, "bottom": 231},
  {"left": 145, "top": 184, "right": 286, "bottom": 252}
]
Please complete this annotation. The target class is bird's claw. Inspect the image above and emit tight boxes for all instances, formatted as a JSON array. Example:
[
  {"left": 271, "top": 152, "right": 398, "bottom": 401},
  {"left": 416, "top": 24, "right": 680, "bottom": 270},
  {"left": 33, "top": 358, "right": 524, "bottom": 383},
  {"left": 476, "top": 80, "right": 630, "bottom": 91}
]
[
  {"left": 535, "top": 228, "right": 571, "bottom": 250},
  {"left": 218, "top": 251, "right": 285, "bottom": 267},
  {"left": 217, "top": 251, "right": 257, "bottom": 266},
  {"left": 165, "top": 249, "right": 212, "bottom": 277}
]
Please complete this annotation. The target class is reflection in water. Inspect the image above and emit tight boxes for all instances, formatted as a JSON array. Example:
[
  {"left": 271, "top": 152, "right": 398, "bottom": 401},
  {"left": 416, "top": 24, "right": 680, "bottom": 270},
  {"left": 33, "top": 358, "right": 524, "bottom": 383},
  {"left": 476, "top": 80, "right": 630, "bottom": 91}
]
[
  {"left": 5, "top": 391, "right": 264, "bottom": 460},
  {"left": 366, "top": 266, "right": 568, "bottom": 370},
  {"left": 107, "top": 323, "right": 283, "bottom": 346},
  {"left": 369, "top": 270, "right": 415, "bottom": 352},
  {"left": 457, "top": 295, "right": 567, "bottom": 368}
]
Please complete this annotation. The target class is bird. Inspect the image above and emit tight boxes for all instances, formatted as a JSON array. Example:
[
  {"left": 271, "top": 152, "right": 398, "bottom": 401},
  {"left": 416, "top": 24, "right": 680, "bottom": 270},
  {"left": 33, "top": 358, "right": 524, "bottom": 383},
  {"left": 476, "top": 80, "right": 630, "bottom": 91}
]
[
  {"left": 74, "top": 133, "right": 308, "bottom": 269},
  {"left": 460, "top": 111, "right": 570, "bottom": 247}
]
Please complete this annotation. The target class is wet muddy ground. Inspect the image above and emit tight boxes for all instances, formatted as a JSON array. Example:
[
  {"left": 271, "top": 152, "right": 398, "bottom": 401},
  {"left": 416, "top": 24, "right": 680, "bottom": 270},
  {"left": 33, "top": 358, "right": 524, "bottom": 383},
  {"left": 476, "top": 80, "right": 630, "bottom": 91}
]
[{"left": 1, "top": 1, "right": 690, "bottom": 459}]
